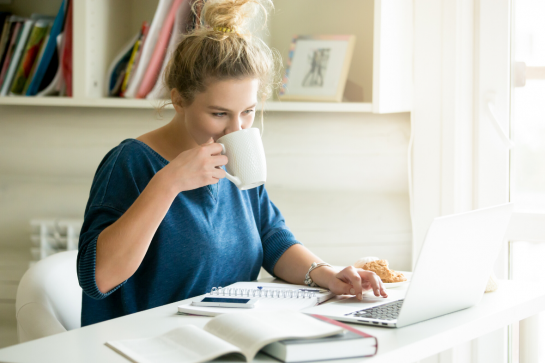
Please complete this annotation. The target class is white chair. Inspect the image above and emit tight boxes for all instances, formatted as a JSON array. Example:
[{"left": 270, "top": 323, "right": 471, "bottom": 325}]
[{"left": 16, "top": 250, "right": 82, "bottom": 343}]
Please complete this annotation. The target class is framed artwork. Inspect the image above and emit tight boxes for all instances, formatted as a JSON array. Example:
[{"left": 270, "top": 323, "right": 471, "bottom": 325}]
[{"left": 279, "top": 35, "right": 356, "bottom": 102}]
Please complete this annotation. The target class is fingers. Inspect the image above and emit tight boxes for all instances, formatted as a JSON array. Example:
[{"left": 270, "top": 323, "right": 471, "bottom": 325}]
[
  {"left": 211, "top": 167, "right": 226, "bottom": 180},
  {"left": 332, "top": 267, "right": 388, "bottom": 300},
  {"left": 337, "top": 267, "right": 364, "bottom": 300},
  {"left": 358, "top": 270, "right": 388, "bottom": 298},
  {"left": 202, "top": 142, "right": 224, "bottom": 156},
  {"left": 211, "top": 154, "right": 228, "bottom": 167}
]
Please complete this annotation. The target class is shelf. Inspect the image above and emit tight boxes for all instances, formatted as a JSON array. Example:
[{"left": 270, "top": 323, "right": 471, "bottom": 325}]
[
  {"left": 0, "top": 97, "right": 373, "bottom": 112},
  {"left": 0, "top": 0, "right": 412, "bottom": 114}
]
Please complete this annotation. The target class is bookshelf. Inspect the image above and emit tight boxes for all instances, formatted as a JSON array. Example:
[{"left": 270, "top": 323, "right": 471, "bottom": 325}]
[
  {"left": 0, "top": 96, "right": 372, "bottom": 112},
  {"left": 0, "top": 0, "right": 412, "bottom": 114}
]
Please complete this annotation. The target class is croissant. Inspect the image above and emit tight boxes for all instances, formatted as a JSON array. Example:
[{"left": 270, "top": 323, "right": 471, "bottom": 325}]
[{"left": 356, "top": 259, "right": 407, "bottom": 283}]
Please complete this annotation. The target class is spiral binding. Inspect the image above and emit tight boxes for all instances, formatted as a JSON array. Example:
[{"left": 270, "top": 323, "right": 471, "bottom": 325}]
[{"left": 209, "top": 287, "right": 317, "bottom": 299}]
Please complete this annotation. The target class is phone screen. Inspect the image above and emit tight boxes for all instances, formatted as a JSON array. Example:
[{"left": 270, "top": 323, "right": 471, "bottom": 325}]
[{"left": 201, "top": 297, "right": 251, "bottom": 304}]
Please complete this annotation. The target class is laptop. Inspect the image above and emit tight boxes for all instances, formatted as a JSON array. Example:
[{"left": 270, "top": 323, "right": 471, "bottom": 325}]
[{"left": 303, "top": 203, "right": 514, "bottom": 328}]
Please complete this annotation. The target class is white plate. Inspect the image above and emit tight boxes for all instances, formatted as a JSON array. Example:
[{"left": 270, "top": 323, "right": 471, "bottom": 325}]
[{"left": 383, "top": 280, "right": 410, "bottom": 289}]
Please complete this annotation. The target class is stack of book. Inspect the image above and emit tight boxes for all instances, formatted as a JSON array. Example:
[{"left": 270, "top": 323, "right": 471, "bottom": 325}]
[
  {"left": 0, "top": 0, "right": 72, "bottom": 98},
  {"left": 106, "top": 310, "right": 378, "bottom": 362},
  {"left": 107, "top": 0, "right": 196, "bottom": 100}
]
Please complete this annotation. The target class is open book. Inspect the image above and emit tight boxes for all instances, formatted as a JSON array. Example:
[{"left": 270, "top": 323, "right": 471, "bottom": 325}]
[{"left": 106, "top": 310, "right": 343, "bottom": 363}]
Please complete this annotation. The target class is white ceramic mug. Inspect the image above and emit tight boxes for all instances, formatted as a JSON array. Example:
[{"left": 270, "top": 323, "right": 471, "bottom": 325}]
[{"left": 216, "top": 128, "right": 267, "bottom": 190}]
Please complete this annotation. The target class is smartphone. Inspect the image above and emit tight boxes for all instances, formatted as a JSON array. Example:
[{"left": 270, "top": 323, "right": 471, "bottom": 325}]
[{"left": 191, "top": 297, "right": 258, "bottom": 308}]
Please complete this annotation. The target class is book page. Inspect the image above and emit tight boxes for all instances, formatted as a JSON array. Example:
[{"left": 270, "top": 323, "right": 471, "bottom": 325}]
[
  {"left": 204, "top": 310, "right": 343, "bottom": 361},
  {"left": 106, "top": 325, "right": 243, "bottom": 363}
]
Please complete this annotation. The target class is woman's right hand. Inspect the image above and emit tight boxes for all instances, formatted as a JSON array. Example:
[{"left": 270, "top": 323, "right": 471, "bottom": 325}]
[{"left": 160, "top": 137, "right": 228, "bottom": 193}]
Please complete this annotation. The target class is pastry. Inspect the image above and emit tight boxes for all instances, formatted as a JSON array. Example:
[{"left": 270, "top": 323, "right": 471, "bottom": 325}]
[
  {"left": 358, "top": 259, "right": 407, "bottom": 283},
  {"left": 353, "top": 256, "right": 379, "bottom": 268}
]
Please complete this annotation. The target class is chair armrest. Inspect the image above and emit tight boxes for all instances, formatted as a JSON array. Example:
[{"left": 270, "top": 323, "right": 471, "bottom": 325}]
[{"left": 17, "top": 302, "right": 67, "bottom": 343}]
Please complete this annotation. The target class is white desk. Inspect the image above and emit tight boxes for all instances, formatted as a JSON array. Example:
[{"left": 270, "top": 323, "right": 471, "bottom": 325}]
[{"left": 1, "top": 279, "right": 544, "bottom": 363}]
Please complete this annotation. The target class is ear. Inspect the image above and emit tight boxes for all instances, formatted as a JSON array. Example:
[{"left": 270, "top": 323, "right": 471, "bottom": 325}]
[{"left": 170, "top": 88, "right": 184, "bottom": 114}]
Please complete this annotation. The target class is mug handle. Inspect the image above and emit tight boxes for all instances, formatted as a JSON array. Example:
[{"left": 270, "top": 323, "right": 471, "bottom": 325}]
[{"left": 218, "top": 143, "right": 242, "bottom": 187}]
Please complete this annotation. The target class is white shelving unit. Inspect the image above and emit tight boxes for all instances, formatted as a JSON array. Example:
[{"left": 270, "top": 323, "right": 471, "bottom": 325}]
[
  {"left": 0, "top": 96, "right": 373, "bottom": 112},
  {"left": 0, "top": 0, "right": 413, "bottom": 113}
]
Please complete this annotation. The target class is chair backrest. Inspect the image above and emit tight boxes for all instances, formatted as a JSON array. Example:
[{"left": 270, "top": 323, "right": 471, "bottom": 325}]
[{"left": 16, "top": 250, "right": 82, "bottom": 343}]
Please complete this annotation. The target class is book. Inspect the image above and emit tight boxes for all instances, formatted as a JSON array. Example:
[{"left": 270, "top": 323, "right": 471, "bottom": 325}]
[
  {"left": 35, "top": 32, "right": 62, "bottom": 97},
  {"left": 0, "top": 13, "right": 12, "bottom": 70},
  {"left": 105, "top": 31, "right": 140, "bottom": 96},
  {"left": 1, "top": 18, "right": 33, "bottom": 96},
  {"left": 22, "top": 26, "right": 50, "bottom": 94},
  {"left": 121, "top": 21, "right": 149, "bottom": 96},
  {"left": 123, "top": 0, "right": 174, "bottom": 98},
  {"left": 106, "top": 310, "right": 344, "bottom": 363},
  {"left": 177, "top": 282, "right": 335, "bottom": 317},
  {"left": 261, "top": 315, "right": 378, "bottom": 362},
  {"left": 120, "top": 30, "right": 144, "bottom": 95},
  {"left": 136, "top": 0, "right": 185, "bottom": 99},
  {"left": 59, "top": 0, "right": 72, "bottom": 96},
  {"left": 0, "top": 18, "right": 22, "bottom": 89},
  {"left": 146, "top": 0, "right": 192, "bottom": 100},
  {"left": 25, "top": 0, "right": 67, "bottom": 96},
  {"left": 0, "top": 12, "right": 9, "bottom": 28},
  {"left": 10, "top": 19, "right": 50, "bottom": 95}
]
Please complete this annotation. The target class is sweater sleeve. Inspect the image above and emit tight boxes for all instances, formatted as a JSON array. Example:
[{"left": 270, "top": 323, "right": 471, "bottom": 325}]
[
  {"left": 77, "top": 142, "right": 150, "bottom": 300},
  {"left": 255, "top": 186, "right": 302, "bottom": 276},
  {"left": 77, "top": 205, "right": 127, "bottom": 299}
]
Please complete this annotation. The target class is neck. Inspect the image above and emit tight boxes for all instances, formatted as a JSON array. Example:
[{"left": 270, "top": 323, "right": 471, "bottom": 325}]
[
  {"left": 141, "top": 112, "right": 198, "bottom": 162},
  {"left": 167, "top": 112, "right": 198, "bottom": 154}
]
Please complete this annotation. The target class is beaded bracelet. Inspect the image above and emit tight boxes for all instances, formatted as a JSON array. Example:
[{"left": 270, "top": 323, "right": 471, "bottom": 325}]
[{"left": 304, "top": 262, "right": 332, "bottom": 287}]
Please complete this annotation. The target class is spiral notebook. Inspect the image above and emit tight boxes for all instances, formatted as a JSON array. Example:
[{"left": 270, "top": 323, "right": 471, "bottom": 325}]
[{"left": 177, "top": 282, "right": 336, "bottom": 317}]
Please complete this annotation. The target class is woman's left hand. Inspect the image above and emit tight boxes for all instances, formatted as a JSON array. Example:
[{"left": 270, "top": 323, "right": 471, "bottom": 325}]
[{"left": 326, "top": 266, "right": 388, "bottom": 300}]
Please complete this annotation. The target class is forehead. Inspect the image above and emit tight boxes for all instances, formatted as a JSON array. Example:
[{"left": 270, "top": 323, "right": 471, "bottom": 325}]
[{"left": 194, "top": 78, "right": 259, "bottom": 107}]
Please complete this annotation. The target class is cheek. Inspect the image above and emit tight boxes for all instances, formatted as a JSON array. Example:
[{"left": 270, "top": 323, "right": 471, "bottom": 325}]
[
  {"left": 244, "top": 112, "right": 256, "bottom": 127},
  {"left": 184, "top": 114, "right": 216, "bottom": 141}
]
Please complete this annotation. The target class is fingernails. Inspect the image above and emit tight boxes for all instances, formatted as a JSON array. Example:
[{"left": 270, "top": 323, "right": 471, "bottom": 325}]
[
  {"left": 357, "top": 293, "right": 363, "bottom": 300},
  {"left": 350, "top": 288, "right": 355, "bottom": 295}
]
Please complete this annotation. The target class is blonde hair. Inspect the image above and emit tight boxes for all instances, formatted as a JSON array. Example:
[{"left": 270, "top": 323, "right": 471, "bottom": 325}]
[{"left": 164, "top": 0, "right": 281, "bottom": 116}]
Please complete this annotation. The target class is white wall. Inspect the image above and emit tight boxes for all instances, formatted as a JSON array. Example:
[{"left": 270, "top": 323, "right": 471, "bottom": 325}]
[{"left": 0, "top": 105, "right": 411, "bottom": 326}]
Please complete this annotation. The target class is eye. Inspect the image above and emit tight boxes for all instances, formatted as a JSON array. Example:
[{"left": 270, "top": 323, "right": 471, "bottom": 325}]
[
  {"left": 213, "top": 112, "right": 227, "bottom": 117},
  {"left": 244, "top": 109, "right": 254, "bottom": 115}
]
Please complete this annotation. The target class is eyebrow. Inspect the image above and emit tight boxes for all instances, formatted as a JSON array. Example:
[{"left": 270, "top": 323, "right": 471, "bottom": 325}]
[{"left": 208, "top": 104, "right": 257, "bottom": 112}]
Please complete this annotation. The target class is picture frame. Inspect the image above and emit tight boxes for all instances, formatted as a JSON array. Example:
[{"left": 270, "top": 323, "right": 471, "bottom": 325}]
[{"left": 279, "top": 35, "right": 356, "bottom": 102}]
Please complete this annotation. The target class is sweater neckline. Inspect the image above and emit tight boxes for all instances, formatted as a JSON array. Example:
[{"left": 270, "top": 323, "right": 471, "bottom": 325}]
[
  {"left": 127, "top": 138, "right": 220, "bottom": 201},
  {"left": 127, "top": 138, "right": 169, "bottom": 165}
]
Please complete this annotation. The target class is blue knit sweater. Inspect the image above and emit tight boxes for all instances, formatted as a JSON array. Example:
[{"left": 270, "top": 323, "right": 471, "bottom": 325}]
[{"left": 77, "top": 139, "right": 301, "bottom": 326}]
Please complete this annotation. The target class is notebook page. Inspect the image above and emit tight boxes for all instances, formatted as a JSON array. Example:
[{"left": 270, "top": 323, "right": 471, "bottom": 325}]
[
  {"left": 106, "top": 325, "right": 243, "bottom": 363},
  {"left": 216, "top": 282, "right": 335, "bottom": 304},
  {"left": 204, "top": 310, "right": 343, "bottom": 361}
]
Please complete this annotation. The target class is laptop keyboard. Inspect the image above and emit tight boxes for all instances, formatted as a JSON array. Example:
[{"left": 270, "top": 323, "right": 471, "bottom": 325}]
[{"left": 344, "top": 299, "right": 404, "bottom": 321}]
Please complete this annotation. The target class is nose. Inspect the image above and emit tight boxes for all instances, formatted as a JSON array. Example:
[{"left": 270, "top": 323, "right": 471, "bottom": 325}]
[{"left": 224, "top": 115, "right": 243, "bottom": 135}]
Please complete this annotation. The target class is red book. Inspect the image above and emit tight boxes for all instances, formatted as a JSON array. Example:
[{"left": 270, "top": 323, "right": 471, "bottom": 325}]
[
  {"left": 60, "top": 0, "right": 72, "bottom": 96},
  {"left": 136, "top": 0, "right": 184, "bottom": 99},
  {"left": 261, "top": 314, "right": 378, "bottom": 362}
]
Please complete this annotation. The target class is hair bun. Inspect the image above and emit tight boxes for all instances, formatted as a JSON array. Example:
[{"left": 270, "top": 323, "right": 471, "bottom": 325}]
[{"left": 200, "top": 0, "right": 271, "bottom": 34}]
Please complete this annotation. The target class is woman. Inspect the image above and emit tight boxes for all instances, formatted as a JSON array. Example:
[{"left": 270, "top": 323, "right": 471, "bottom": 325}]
[{"left": 77, "top": 0, "right": 387, "bottom": 327}]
